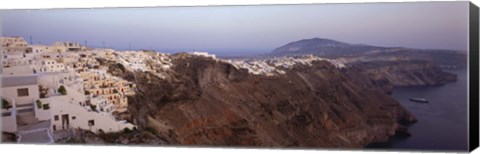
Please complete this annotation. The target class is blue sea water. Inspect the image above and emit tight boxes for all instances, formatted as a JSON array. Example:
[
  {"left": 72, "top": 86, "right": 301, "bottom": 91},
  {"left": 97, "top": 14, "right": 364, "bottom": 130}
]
[{"left": 367, "top": 69, "right": 469, "bottom": 152}]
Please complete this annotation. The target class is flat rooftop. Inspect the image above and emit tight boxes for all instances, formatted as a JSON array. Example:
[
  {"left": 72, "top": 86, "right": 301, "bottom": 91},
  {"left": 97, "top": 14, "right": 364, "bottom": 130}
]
[{"left": 1, "top": 75, "right": 38, "bottom": 87}]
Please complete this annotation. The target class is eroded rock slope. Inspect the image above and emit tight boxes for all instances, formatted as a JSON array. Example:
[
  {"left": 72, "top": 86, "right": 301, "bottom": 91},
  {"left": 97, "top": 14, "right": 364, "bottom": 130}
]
[{"left": 103, "top": 53, "right": 416, "bottom": 148}]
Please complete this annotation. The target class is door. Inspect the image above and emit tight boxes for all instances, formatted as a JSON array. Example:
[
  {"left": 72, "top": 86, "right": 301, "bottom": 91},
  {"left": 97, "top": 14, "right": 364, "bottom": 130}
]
[{"left": 61, "top": 114, "right": 69, "bottom": 130}]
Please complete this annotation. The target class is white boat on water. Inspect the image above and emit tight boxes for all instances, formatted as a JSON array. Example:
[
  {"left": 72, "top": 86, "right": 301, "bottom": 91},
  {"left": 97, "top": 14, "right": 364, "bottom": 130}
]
[{"left": 409, "top": 98, "right": 429, "bottom": 103}]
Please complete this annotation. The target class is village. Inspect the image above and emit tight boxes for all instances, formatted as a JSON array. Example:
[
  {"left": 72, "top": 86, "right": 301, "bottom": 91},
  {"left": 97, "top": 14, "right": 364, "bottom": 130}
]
[
  {"left": 0, "top": 36, "right": 148, "bottom": 143},
  {"left": 228, "top": 54, "right": 345, "bottom": 76},
  {"left": 0, "top": 36, "right": 345, "bottom": 144}
]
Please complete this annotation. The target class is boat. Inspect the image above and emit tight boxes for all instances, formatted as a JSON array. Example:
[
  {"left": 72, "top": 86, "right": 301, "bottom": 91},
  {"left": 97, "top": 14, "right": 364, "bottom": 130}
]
[{"left": 409, "top": 98, "right": 429, "bottom": 103}]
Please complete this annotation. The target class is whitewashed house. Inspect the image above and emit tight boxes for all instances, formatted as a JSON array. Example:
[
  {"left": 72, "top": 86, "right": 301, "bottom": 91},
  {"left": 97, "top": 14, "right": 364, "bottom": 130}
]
[
  {"left": 36, "top": 94, "right": 134, "bottom": 133},
  {"left": 1, "top": 75, "right": 40, "bottom": 106},
  {"left": 191, "top": 51, "right": 216, "bottom": 59}
]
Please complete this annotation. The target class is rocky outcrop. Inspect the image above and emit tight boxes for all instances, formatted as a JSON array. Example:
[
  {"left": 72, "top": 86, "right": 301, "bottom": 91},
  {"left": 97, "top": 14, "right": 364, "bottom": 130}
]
[
  {"left": 351, "top": 60, "right": 457, "bottom": 89},
  {"left": 56, "top": 128, "right": 167, "bottom": 145},
  {"left": 105, "top": 54, "right": 416, "bottom": 148}
]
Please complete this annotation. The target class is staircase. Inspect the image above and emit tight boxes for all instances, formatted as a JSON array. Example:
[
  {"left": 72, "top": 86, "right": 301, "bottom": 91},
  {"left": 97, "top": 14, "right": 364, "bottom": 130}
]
[{"left": 16, "top": 103, "right": 39, "bottom": 126}]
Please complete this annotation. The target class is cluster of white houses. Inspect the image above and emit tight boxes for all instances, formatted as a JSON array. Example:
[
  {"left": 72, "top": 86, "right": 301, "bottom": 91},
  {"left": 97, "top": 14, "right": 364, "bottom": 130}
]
[
  {"left": 1, "top": 37, "right": 136, "bottom": 137},
  {"left": 229, "top": 54, "right": 346, "bottom": 76}
]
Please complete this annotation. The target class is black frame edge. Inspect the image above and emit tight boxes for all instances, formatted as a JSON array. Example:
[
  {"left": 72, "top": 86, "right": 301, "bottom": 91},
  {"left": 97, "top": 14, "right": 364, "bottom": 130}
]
[{"left": 469, "top": 1, "right": 480, "bottom": 152}]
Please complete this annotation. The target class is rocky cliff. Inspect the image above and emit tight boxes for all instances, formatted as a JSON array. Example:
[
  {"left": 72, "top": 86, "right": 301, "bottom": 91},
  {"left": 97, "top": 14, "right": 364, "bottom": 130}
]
[
  {"left": 350, "top": 60, "right": 457, "bottom": 89},
  {"left": 104, "top": 54, "right": 416, "bottom": 148}
]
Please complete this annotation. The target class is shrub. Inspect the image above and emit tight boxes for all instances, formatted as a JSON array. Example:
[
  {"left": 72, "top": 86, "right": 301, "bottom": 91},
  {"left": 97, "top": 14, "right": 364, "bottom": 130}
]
[
  {"left": 98, "top": 129, "right": 105, "bottom": 135},
  {"left": 58, "top": 85, "right": 67, "bottom": 95},
  {"left": 2, "top": 98, "right": 12, "bottom": 110},
  {"left": 113, "top": 89, "right": 118, "bottom": 93},
  {"left": 90, "top": 105, "right": 97, "bottom": 111},
  {"left": 36, "top": 100, "right": 42, "bottom": 109},
  {"left": 42, "top": 104, "right": 50, "bottom": 110},
  {"left": 123, "top": 127, "right": 132, "bottom": 133},
  {"left": 116, "top": 63, "right": 126, "bottom": 72},
  {"left": 145, "top": 127, "right": 157, "bottom": 135}
]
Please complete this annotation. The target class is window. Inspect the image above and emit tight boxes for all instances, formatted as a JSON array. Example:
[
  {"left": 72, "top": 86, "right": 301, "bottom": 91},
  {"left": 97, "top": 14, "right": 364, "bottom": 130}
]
[
  {"left": 72, "top": 116, "right": 76, "bottom": 120},
  {"left": 88, "top": 120, "right": 95, "bottom": 126},
  {"left": 54, "top": 115, "right": 59, "bottom": 121},
  {"left": 17, "top": 88, "right": 29, "bottom": 97}
]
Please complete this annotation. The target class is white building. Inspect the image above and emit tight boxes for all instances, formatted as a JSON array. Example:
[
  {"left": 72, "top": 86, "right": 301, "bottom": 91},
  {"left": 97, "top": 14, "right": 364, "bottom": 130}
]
[
  {"left": 35, "top": 58, "right": 67, "bottom": 73},
  {"left": 191, "top": 51, "right": 216, "bottom": 59},
  {"left": 35, "top": 89, "right": 134, "bottom": 133},
  {"left": 1, "top": 73, "right": 134, "bottom": 135},
  {"left": 30, "top": 45, "right": 54, "bottom": 54},
  {"left": 1, "top": 75, "right": 40, "bottom": 106},
  {"left": 2, "top": 51, "right": 31, "bottom": 67},
  {"left": 1, "top": 75, "right": 40, "bottom": 133},
  {"left": 52, "top": 42, "right": 85, "bottom": 52},
  {"left": 2, "top": 65, "right": 35, "bottom": 75}
]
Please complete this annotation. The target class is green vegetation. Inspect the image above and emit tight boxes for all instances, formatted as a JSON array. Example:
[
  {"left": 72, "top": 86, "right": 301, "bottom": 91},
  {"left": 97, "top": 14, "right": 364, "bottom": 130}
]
[
  {"left": 116, "top": 63, "right": 126, "bottom": 72},
  {"left": 113, "top": 89, "right": 118, "bottom": 93},
  {"left": 123, "top": 127, "right": 132, "bottom": 133},
  {"left": 58, "top": 85, "right": 67, "bottom": 95},
  {"left": 42, "top": 104, "right": 50, "bottom": 110},
  {"left": 2, "top": 98, "right": 12, "bottom": 110},
  {"left": 36, "top": 100, "right": 42, "bottom": 109},
  {"left": 90, "top": 105, "right": 97, "bottom": 111},
  {"left": 145, "top": 127, "right": 158, "bottom": 135}
]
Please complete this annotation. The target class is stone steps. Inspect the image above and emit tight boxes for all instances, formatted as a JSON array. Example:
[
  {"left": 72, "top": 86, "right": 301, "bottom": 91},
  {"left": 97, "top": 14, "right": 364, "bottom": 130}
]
[
  {"left": 16, "top": 103, "right": 34, "bottom": 108},
  {"left": 17, "top": 111, "right": 39, "bottom": 126}
]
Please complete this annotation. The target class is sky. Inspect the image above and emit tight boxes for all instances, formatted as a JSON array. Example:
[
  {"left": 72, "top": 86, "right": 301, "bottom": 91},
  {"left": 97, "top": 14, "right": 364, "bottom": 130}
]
[{"left": 0, "top": 1, "right": 469, "bottom": 56}]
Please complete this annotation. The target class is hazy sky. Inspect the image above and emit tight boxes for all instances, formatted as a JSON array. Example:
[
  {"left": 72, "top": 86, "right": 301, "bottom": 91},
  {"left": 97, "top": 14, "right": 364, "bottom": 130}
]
[{"left": 1, "top": 1, "right": 469, "bottom": 55}]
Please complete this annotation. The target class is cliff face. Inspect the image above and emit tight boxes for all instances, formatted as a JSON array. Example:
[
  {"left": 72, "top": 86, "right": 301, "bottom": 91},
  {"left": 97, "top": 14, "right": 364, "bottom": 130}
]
[
  {"left": 108, "top": 54, "right": 416, "bottom": 148},
  {"left": 351, "top": 61, "right": 457, "bottom": 88}
]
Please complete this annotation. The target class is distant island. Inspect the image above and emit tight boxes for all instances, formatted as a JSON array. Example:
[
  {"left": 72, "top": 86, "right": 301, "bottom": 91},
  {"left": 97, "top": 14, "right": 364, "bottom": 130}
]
[{"left": 272, "top": 37, "right": 467, "bottom": 69}]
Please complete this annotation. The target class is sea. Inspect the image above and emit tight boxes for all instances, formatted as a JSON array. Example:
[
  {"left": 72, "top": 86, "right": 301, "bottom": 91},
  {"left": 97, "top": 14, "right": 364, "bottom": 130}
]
[{"left": 366, "top": 69, "right": 469, "bottom": 152}]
